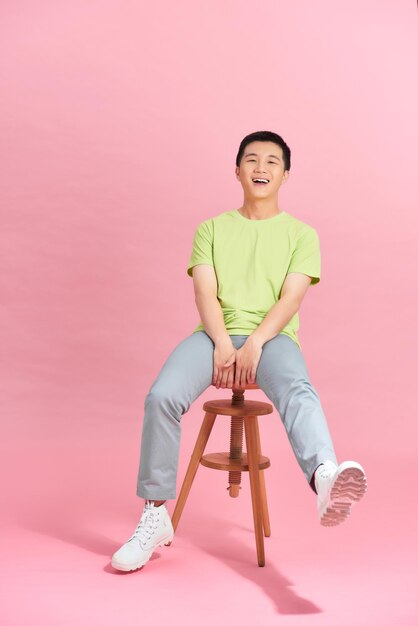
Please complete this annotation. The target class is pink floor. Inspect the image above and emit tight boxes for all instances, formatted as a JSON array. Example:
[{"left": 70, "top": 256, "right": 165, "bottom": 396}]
[{"left": 2, "top": 387, "right": 417, "bottom": 626}]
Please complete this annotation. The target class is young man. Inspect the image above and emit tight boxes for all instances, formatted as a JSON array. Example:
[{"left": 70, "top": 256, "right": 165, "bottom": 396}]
[{"left": 111, "top": 130, "right": 367, "bottom": 572}]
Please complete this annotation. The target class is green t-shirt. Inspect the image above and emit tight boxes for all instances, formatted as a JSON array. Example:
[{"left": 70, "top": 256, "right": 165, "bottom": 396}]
[{"left": 186, "top": 209, "right": 321, "bottom": 350}]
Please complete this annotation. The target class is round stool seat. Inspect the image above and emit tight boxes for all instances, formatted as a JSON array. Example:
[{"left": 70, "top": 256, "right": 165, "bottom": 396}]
[
  {"left": 200, "top": 451, "right": 271, "bottom": 471},
  {"left": 203, "top": 398, "right": 273, "bottom": 416}
]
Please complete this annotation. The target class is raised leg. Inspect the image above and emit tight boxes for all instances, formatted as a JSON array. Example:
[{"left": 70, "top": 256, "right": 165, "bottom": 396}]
[{"left": 256, "top": 333, "right": 338, "bottom": 493}]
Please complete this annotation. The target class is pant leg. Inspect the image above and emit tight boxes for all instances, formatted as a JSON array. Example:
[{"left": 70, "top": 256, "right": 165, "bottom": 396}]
[
  {"left": 255, "top": 333, "right": 338, "bottom": 494},
  {"left": 136, "top": 330, "right": 217, "bottom": 500}
]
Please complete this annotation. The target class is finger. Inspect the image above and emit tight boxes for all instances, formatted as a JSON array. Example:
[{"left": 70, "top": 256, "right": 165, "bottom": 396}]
[
  {"left": 220, "top": 368, "right": 229, "bottom": 388},
  {"left": 227, "top": 364, "right": 235, "bottom": 389},
  {"left": 217, "top": 365, "right": 225, "bottom": 388},
  {"left": 234, "top": 367, "right": 241, "bottom": 387},
  {"left": 240, "top": 368, "right": 247, "bottom": 388}
]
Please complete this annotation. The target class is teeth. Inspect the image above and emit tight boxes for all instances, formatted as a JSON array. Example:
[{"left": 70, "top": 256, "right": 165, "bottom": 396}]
[{"left": 253, "top": 178, "right": 269, "bottom": 183}]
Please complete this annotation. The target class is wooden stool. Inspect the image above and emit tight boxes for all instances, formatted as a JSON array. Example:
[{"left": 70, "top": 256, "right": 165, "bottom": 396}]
[{"left": 170, "top": 382, "right": 273, "bottom": 567}]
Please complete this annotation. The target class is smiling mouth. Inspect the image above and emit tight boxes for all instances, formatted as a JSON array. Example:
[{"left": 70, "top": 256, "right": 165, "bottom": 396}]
[{"left": 252, "top": 178, "right": 270, "bottom": 186}]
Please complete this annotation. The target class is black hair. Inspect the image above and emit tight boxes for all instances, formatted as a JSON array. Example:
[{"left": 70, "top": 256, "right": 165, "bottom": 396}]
[{"left": 235, "top": 130, "right": 291, "bottom": 172}]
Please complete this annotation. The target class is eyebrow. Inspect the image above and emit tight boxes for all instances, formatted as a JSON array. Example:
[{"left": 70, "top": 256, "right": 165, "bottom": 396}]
[{"left": 244, "top": 152, "right": 281, "bottom": 161}]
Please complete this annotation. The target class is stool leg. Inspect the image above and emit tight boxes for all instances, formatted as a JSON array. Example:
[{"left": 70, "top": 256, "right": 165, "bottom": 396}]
[
  {"left": 254, "top": 416, "right": 271, "bottom": 538},
  {"left": 170, "top": 411, "right": 217, "bottom": 537},
  {"left": 228, "top": 415, "right": 244, "bottom": 497},
  {"left": 244, "top": 416, "right": 265, "bottom": 567}
]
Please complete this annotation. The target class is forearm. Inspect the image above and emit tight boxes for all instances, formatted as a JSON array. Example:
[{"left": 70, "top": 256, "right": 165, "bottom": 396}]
[
  {"left": 194, "top": 293, "right": 232, "bottom": 346},
  {"left": 249, "top": 295, "right": 300, "bottom": 346}
]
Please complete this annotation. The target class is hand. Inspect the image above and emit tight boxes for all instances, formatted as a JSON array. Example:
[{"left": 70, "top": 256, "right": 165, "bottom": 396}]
[
  {"left": 234, "top": 336, "right": 263, "bottom": 387},
  {"left": 213, "top": 339, "right": 237, "bottom": 389}
]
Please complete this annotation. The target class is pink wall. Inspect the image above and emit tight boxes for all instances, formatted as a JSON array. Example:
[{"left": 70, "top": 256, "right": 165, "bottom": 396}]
[{"left": 1, "top": 2, "right": 417, "bottom": 625}]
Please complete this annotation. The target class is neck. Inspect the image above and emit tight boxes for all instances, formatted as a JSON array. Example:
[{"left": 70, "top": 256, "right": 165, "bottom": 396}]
[{"left": 238, "top": 198, "right": 283, "bottom": 220}]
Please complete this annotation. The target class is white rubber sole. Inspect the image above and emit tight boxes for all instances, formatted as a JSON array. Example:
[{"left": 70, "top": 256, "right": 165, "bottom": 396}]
[
  {"left": 320, "top": 461, "right": 367, "bottom": 527},
  {"left": 111, "top": 533, "right": 174, "bottom": 572}
]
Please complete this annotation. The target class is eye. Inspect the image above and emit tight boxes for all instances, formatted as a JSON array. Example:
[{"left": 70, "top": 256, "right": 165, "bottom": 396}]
[{"left": 246, "top": 159, "right": 276, "bottom": 164}]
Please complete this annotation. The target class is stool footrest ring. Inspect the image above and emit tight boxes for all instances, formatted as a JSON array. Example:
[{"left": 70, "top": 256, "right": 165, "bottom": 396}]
[{"left": 200, "top": 451, "right": 270, "bottom": 471}]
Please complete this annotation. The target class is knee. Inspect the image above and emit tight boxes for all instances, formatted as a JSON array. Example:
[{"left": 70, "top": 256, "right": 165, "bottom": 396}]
[{"left": 144, "top": 387, "right": 189, "bottom": 421}]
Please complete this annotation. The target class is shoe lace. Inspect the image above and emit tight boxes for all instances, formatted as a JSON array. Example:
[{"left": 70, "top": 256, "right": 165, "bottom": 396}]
[
  {"left": 317, "top": 467, "right": 334, "bottom": 480},
  {"left": 128, "top": 503, "right": 160, "bottom": 545},
  {"left": 315, "top": 463, "right": 337, "bottom": 496},
  {"left": 316, "top": 461, "right": 337, "bottom": 481}
]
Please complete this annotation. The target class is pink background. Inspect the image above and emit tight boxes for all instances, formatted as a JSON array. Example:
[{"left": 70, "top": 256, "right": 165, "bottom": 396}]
[{"left": 1, "top": 1, "right": 417, "bottom": 625}]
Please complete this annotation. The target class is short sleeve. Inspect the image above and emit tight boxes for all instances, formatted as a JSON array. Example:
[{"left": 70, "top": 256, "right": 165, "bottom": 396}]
[
  {"left": 287, "top": 227, "right": 321, "bottom": 285},
  {"left": 186, "top": 220, "right": 214, "bottom": 277}
]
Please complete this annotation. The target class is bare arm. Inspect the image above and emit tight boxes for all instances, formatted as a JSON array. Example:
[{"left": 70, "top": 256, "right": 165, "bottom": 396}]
[
  {"left": 232, "top": 272, "right": 315, "bottom": 386},
  {"left": 191, "top": 264, "right": 236, "bottom": 388},
  {"left": 191, "top": 264, "right": 231, "bottom": 345},
  {"left": 249, "top": 272, "right": 314, "bottom": 347}
]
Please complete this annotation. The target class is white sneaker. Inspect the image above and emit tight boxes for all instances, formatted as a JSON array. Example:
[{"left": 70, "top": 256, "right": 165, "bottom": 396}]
[
  {"left": 315, "top": 460, "right": 367, "bottom": 527},
  {"left": 111, "top": 501, "right": 174, "bottom": 571}
]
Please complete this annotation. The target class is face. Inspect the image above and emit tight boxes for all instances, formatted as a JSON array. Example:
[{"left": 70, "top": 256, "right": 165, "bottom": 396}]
[{"left": 235, "top": 141, "right": 289, "bottom": 196}]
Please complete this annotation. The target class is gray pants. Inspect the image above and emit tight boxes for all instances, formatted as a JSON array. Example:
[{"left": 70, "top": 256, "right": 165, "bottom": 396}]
[{"left": 136, "top": 331, "right": 338, "bottom": 500}]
